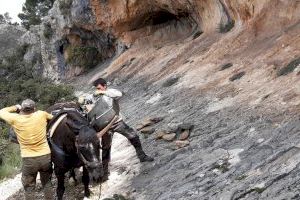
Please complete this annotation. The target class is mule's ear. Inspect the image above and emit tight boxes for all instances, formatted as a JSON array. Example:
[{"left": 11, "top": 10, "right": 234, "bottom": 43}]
[{"left": 66, "top": 118, "right": 82, "bottom": 134}]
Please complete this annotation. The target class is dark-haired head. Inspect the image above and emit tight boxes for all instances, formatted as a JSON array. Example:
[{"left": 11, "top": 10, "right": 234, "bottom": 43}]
[{"left": 93, "top": 78, "right": 107, "bottom": 87}]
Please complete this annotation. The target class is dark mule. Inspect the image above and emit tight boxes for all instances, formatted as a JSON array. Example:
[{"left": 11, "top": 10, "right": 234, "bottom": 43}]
[{"left": 47, "top": 103, "right": 103, "bottom": 200}]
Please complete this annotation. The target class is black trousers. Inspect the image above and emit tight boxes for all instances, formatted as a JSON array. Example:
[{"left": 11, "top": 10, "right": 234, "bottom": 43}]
[{"left": 100, "top": 121, "right": 147, "bottom": 174}]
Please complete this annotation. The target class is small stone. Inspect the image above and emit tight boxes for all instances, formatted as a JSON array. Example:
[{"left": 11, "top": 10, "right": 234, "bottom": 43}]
[
  {"left": 179, "top": 130, "right": 190, "bottom": 140},
  {"left": 140, "top": 127, "right": 155, "bottom": 134},
  {"left": 136, "top": 124, "right": 147, "bottom": 131},
  {"left": 257, "top": 138, "right": 264, "bottom": 143},
  {"left": 155, "top": 131, "right": 167, "bottom": 140},
  {"left": 162, "top": 133, "right": 176, "bottom": 141},
  {"left": 175, "top": 140, "right": 190, "bottom": 148},
  {"left": 212, "top": 169, "right": 221, "bottom": 175},
  {"left": 136, "top": 119, "right": 152, "bottom": 130},
  {"left": 141, "top": 119, "right": 154, "bottom": 126},
  {"left": 136, "top": 117, "right": 164, "bottom": 130},
  {"left": 178, "top": 123, "right": 194, "bottom": 131}
]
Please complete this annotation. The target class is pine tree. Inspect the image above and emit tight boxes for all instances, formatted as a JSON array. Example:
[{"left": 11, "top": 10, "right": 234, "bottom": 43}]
[
  {"left": 18, "top": 0, "right": 55, "bottom": 29},
  {"left": 0, "top": 12, "right": 12, "bottom": 25}
]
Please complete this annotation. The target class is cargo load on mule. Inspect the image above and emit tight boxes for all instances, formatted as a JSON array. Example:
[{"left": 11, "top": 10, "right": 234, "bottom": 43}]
[{"left": 87, "top": 95, "right": 120, "bottom": 131}]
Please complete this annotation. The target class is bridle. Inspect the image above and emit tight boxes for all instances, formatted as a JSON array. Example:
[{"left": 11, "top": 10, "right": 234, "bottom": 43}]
[{"left": 75, "top": 125, "right": 102, "bottom": 168}]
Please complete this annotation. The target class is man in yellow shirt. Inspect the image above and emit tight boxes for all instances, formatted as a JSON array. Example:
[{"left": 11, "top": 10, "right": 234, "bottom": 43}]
[{"left": 0, "top": 99, "right": 54, "bottom": 200}]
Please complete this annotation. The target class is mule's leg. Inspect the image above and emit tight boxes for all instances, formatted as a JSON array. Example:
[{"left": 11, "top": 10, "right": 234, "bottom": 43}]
[
  {"left": 101, "top": 132, "right": 113, "bottom": 182},
  {"left": 69, "top": 168, "right": 78, "bottom": 185},
  {"left": 54, "top": 168, "right": 65, "bottom": 200},
  {"left": 82, "top": 166, "right": 90, "bottom": 197}
]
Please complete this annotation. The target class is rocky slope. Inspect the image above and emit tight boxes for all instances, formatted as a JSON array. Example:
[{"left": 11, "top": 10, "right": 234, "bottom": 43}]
[
  {"left": 71, "top": 0, "right": 300, "bottom": 199},
  {"left": 4, "top": 0, "right": 300, "bottom": 199}
]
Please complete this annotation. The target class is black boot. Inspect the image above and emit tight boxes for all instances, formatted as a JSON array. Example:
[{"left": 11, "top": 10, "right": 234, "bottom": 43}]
[
  {"left": 101, "top": 159, "right": 110, "bottom": 182},
  {"left": 129, "top": 137, "right": 154, "bottom": 162}
]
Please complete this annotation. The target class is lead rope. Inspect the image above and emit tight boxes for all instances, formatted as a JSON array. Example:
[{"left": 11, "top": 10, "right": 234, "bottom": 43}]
[{"left": 98, "top": 182, "right": 102, "bottom": 200}]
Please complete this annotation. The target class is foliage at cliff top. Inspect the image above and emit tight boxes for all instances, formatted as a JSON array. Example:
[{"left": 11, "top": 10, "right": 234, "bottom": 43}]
[
  {"left": 18, "top": 0, "right": 55, "bottom": 29},
  {"left": 0, "top": 13, "right": 18, "bottom": 26}
]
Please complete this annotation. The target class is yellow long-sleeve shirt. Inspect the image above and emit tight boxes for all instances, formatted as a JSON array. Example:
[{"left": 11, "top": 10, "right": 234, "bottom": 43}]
[{"left": 0, "top": 106, "right": 53, "bottom": 158}]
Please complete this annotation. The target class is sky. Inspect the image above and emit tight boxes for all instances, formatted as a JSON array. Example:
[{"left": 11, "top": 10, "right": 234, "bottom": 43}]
[{"left": 0, "top": 0, "right": 25, "bottom": 23}]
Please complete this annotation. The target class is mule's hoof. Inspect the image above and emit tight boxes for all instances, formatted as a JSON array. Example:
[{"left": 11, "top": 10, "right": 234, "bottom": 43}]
[{"left": 84, "top": 189, "right": 91, "bottom": 198}]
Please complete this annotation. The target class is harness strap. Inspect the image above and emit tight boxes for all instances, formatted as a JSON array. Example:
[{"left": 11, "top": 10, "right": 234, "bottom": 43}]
[
  {"left": 49, "top": 114, "right": 68, "bottom": 138},
  {"left": 51, "top": 107, "right": 83, "bottom": 116},
  {"left": 96, "top": 115, "right": 119, "bottom": 138}
]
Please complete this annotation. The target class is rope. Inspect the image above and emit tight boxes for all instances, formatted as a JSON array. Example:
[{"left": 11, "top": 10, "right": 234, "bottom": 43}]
[
  {"left": 48, "top": 113, "right": 68, "bottom": 138},
  {"left": 96, "top": 115, "right": 119, "bottom": 138},
  {"left": 98, "top": 182, "right": 102, "bottom": 200}
]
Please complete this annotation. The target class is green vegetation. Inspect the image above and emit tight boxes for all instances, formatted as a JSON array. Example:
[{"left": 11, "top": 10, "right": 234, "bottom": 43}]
[
  {"left": 213, "top": 159, "right": 230, "bottom": 173},
  {"left": 0, "top": 44, "right": 75, "bottom": 180},
  {"left": 235, "top": 174, "right": 247, "bottom": 180},
  {"left": 59, "top": 0, "right": 73, "bottom": 16},
  {"left": 18, "top": 0, "right": 55, "bottom": 29},
  {"left": 0, "top": 12, "right": 17, "bottom": 25},
  {"left": 253, "top": 187, "right": 265, "bottom": 193},
  {"left": 0, "top": 141, "right": 21, "bottom": 180},
  {"left": 43, "top": 23, "right": 54, "bottom": 39},
  {"left": 277, "top": 57, "right": 300, "bottom": 76},
  {"left": 66, "top": 45, "right": 101, "bottom": 70}
]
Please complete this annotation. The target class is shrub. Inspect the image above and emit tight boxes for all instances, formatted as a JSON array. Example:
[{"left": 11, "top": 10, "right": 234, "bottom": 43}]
[
  {"left": 66, "top": 45, "right": 101, "bottom": 69},
  {"left": 18, "top": 0, "right": 55, "bottom": 29},
  {"left": 43, "top": 23, "right": 53, "bottom": 39},
  {"left": 59, "top": 0, "right": 73, "bottom": 16},
  {"left": 0, "top": 142, "right": 21, "bottom": 180}
]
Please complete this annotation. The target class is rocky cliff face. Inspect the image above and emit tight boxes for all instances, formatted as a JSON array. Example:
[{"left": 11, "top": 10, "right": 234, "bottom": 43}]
[
  {"left": 90, "top": 0, "right": 300, "bottom": 43},
  {"left": 72, "top": 0, "right": 300, "bottom": 199},
  {"left": 9, "top": 0, "right": 300, "bottom": 199},
  {"left": 25, "top": 0, "right": 299, "bottom": 81},
  {"left": 0, "top": 25, "right": 26, "bottom": 59}
]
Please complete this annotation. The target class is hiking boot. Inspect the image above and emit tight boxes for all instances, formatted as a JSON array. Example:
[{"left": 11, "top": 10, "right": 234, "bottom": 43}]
[
  {"left": 138, "top": 153, "right": 154, "bottom": 162},
  {"left": 129, "top": 137, "right": 154, "bottom": 162}
]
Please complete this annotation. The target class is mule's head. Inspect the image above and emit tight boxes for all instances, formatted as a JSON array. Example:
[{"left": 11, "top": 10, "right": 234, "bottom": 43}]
[{"left": 77, "top": 126, "right": 103, "bottom": 183}]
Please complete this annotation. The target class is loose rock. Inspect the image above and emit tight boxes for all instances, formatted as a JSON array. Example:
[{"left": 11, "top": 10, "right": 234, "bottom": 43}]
[
  {"left": 178, "top": 130, "right": 190, "bottom": 140},
  {"left": 136, "top": 117, "right": 164, "bottom": 130},
  {"left": 155, "top": 131, "right": 167, "bottom": 140},
  {"left": 175, "top": 140, "right": 190, "bottom": 148},
  {"left": 162, "top": 133, "right": 176, "bottom": 141},
  {"left": 140, "top": 127, "right": 155, "bottom": 134}
]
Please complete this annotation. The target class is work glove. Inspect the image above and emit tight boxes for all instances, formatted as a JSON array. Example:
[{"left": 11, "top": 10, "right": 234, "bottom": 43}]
[
  {"left": 15, "top": 104, "right": 21, "bottom": 112},
  {"left": 93, "top": 90, "right": 105, "bottom": 96}
]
